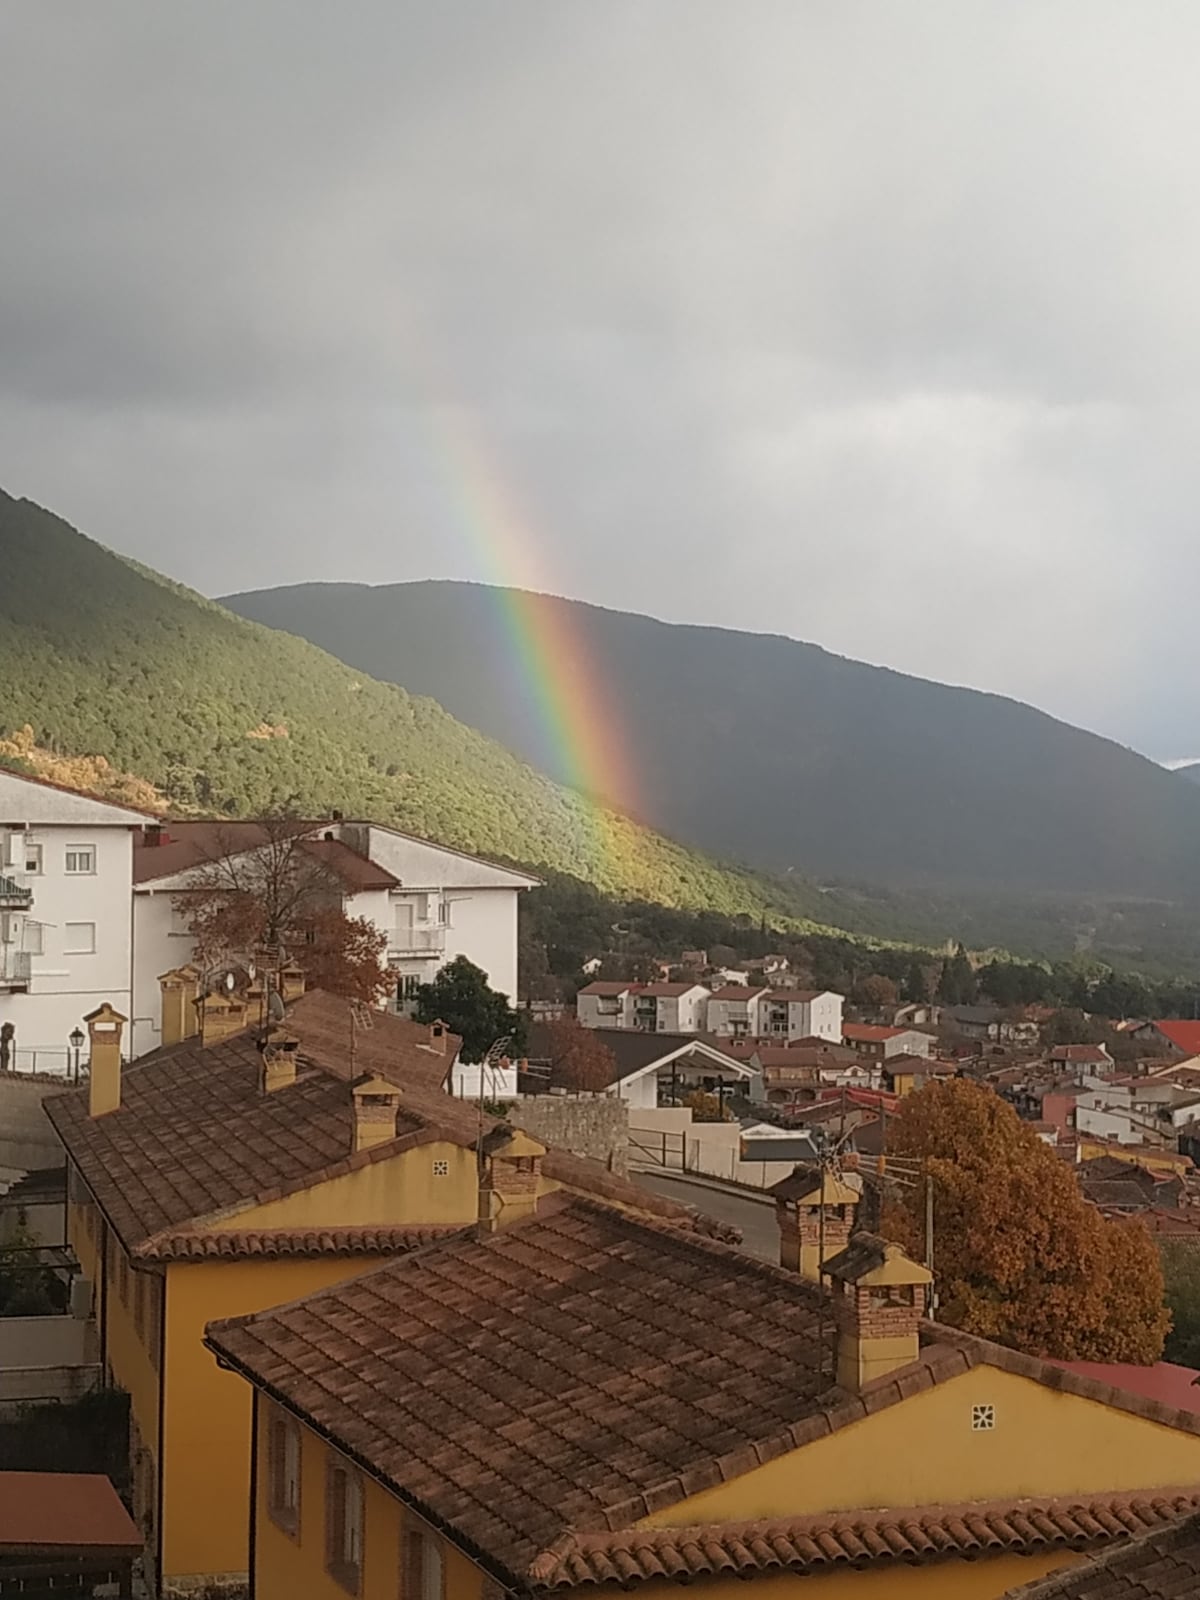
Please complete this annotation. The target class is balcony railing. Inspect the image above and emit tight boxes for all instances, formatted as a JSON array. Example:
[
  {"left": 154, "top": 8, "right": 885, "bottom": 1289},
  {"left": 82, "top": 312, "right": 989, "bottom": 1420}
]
[
  {"left": 0, "top": 876, "right": 33, "bottom": 912},
  {"left": 0, "top": 949, "right": 32, "bottom": 988},
  {"left": 389, "top": 927, "right": 447, "bottom": 958}
]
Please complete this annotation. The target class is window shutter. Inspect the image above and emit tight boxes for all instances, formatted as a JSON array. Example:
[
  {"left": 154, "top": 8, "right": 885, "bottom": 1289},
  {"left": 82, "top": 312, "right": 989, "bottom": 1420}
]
[{"left": 404, "top": 1527, "right": 425, "bottom": 1600}]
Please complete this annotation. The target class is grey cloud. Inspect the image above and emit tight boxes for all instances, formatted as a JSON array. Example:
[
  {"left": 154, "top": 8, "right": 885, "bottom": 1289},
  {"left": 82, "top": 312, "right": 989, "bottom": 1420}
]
[{"left": 1, "top": 1, "right": 1199, "bottom": 757}]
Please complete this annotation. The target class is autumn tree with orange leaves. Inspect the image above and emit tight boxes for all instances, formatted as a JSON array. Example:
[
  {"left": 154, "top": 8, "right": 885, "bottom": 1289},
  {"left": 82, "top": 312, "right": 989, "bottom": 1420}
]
[
  {"left": 883, "top": 1078, "right": 1168, "bottom": 1363},
  {"left": 177, "top": 818, "right": 390, "bottom": 1007},
  {"left": 537, "top": 1016, "right": 618, "bottom": 1092}
]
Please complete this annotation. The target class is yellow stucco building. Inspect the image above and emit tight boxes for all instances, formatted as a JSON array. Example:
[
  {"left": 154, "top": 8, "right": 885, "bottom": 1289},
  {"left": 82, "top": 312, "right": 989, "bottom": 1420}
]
[
  {"left": 48, "top": 990, "right": 706, "bottom": 1596},
  {"left": 207, "top": 1141, "right": 1200, "bottom": 1600}
]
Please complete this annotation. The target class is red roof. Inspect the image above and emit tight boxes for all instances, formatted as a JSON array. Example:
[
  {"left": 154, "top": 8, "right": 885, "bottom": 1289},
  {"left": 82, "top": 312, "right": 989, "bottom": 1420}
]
[
  {"left": 1150, "top": 1021, "right": 1200, "bottom": 1055},
  {"left": 0, "top": 1472, "right": 141, "bottom": 1551},
  {"left": 843, "top": 1024, "right": 907, "bottom": 1043},
  {"left": 764, "top": 990, "right": 828, "bottom": 1005},
  {"left": 1044, "top": 1360, "right": 1200, "bottom": 1416},
  {"left": 639, "top": 983, "right": 704, "bottom": 998},
  {"left": 578, "top": 982, "right": 638, "bottom": 997},
  {"left": 710, "top": 986, "right": 768, "bottom": 1000},
  {"left": 1050, "top": 1044, "right": 1112, "bottom": 1064}
]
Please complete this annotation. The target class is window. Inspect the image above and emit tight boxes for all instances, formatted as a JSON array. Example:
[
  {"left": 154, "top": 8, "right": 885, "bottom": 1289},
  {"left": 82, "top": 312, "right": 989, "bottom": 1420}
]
[
  {"left": 404, "top": 1523, "right": 444, "bottom": 1600},
  {"left": 437, "top": 899, "right": 451, "bottom": 927},
  {"left": 64, "top": 846, "right": 95, "bottom": 875},
  {"left": 268, "top": 1409, "right": 302, "bottom": 1535},
  {"left": 23, "top": 843, "right": 42, "bottom": 874},
  {"left": 64, "top": 922, "right": 96, "bottom": 955},
  {"left": 22, "top": 921, "right": 43, "bottom": 956},
  {"left": 326, "top": 1457, "right": 363, "bottom": 1592}
]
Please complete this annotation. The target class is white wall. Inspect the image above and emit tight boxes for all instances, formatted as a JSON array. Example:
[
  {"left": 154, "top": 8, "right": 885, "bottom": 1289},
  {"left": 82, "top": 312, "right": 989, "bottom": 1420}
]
[
  {"left": 1, "top": 823, "right": 136, "bottom": 1066},
  {"left": 618, "top": 1070, "right": 660, "bottom": 1110},
  {"left": 130, "top": 890, "right": 198, "bottom": 1058}
]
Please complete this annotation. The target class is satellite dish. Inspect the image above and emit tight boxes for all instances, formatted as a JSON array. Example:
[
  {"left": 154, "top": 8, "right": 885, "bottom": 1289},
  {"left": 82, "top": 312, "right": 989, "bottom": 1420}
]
[
  {"left": 267, "top": 990, "right": 286, "bottom": 1024},
  {"left": 224, "top": 972, "right": 235, "bottom": 993}
]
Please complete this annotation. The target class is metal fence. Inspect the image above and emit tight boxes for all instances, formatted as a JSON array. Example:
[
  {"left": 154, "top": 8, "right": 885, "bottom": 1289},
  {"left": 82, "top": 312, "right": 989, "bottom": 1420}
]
[{"left": 1, "top": 1048, "right": 84, "bottom": 1079}]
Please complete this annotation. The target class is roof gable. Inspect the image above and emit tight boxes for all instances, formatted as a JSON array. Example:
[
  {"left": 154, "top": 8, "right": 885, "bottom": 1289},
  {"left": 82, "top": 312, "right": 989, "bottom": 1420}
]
[{"left": 0, "top": 766, "right": 152, "bottom": 826}]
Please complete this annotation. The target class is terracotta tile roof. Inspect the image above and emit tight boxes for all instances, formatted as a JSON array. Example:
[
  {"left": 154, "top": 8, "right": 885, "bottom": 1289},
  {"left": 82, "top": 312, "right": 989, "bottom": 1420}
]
[
  {"left": 1148, "top": 1020, "right": 1200, "bottom": 1054},
  {"left": 139, "top": 1224, "right": 465, "bottom": 1262},
  {"left": 1049, "top": 1045, "right": 1112, "bottom": 1064},
  {"left": 1002, "top": 1509, "right": 1200, "bottom": 1597},
  {"left": 710, "top": 986, "right": 768, "bottom": 1000},
  {"left": 281, "top": 992, "right": 458, "bottom": 1090},
  {"left": 207, "top": 1200, "right": 1200, "bottom": 1592},
  {"left": 297, "top": 837, "right": 399, "bottom": 891},
  {"left": 207, "top": 1194, "right": 849, "bottom": 1581},
  {"left": 0, "top": 1472, "right": 142, "bottom": 1551},
  {"left": 1042, "top": 1361, "right": 1200, "bottom": 1418},
  {"left": 638, "top": 983, "right": 705, "bottom": 998},
  {"left": 47, "top": 995, "right": 721, "bottom": 1261},
  {"left": 132, "top": 819, "right": 326, "bottom": 883},
  {"left": 842, "top": 1024, "right": 908, "bottom": 1043},
  {"left": 577, "top": 982, "right": 637, "bottom": 997},
  {"left": 530, "top": 1490, "right": 1200, "bottom": 1591},
  {"left": 763, "top": 990, "right": 828, "bottom": 1004}
]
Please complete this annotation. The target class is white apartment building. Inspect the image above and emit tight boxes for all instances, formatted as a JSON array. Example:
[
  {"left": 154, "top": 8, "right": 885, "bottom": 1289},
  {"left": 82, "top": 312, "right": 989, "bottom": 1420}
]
[
  {"left": 706, "top": 986, "right": 771, "bottom": 1038},
  {"left": 576, "top": 982, "right": 711, "bottom": 1033},
  {"left": 758, "top": 989, "right": 844, "bottom": 1043},
  {"left": 130, "top": 819, "right": 538, "bottom": 1059},
  {"left": 0, "top": 770, "right": 150, "bottom": 1071}
]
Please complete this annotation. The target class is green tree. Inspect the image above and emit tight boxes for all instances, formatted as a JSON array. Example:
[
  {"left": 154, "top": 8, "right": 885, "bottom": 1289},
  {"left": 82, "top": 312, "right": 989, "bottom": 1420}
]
[
  {"left": 904, "top": 960, "right": 930, "bottom": 1003},
  {"left": 413, "top": 956, "right": 526, "bottom": 1064},
  {"left": 884, "top": 1079, "right": 1169, "bottom": 1362},
  {"left": 936, "top": 944, "right": 978, "bottom": 1006},
  {"left": 1162, "top": 1244, "right": 1200, "bottom": 1367}
]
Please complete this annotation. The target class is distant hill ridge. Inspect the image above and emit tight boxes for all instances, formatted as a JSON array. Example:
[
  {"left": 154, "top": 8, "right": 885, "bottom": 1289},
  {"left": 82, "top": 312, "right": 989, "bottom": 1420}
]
[
  {"left": 222, "top": 578, "right": 1200, "bottom": 902},
  {"left": 0, "top": 490, "right": 877, "bottom": 933}
]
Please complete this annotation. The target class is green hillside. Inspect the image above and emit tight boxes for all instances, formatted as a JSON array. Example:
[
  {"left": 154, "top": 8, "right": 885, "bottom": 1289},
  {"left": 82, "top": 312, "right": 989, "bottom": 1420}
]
[
  {"left": 0, "top": 490, "right": 882, "bottom": 933},
  {"left": 223, "top": 579, "right": 1200, "bottom": 904}
]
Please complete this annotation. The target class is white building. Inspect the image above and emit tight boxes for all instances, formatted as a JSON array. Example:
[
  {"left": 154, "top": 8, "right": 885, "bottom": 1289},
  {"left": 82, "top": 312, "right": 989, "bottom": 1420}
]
[
  {"left": 0, "top": 770, "right": 150, "bottom": 1071},
  {"left": 759, "top": 989, "right": 844, "bottom": 1043},
  {"left": 130, "top": 819, "right": 538, "bottom": 1059},
  {"left": 706, "top": 986, "right": 771, "bottom": 1038},
  {"left": 575, "top": 982, "right": 711, "bottom": 1034}
]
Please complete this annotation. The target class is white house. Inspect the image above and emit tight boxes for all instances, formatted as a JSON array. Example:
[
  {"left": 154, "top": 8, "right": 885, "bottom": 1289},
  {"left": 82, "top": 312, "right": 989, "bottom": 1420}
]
[
  {"left": 758, "top": 989, "right": 845, "bottom": 1043},
  {"left": 129, "top": 819, "right": 538, "bottom": 1059},
  {"left": 706, "top": 986, "right": 771, "bottom": 1038},
  {"left": 576, "top": 982, "right": 711, "bottom": 1034},
  {"left": 0, "top": 769, "right": 151, "bottom": 1071}
]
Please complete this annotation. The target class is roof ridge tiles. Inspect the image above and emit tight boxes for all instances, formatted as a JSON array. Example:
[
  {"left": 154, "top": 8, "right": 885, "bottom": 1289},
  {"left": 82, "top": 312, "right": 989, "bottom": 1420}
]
[{"left": 526, "top": 1489, "right": 1200, "bottom": 1591}]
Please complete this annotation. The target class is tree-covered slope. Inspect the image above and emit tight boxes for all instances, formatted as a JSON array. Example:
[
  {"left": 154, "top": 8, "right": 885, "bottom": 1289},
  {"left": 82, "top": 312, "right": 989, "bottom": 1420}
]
[
  {"left": 223, "top": 578, "right": 1200, "bottom": 902},
  {"left": 0, "top": 491, "right": 870, "bottom": 929}
]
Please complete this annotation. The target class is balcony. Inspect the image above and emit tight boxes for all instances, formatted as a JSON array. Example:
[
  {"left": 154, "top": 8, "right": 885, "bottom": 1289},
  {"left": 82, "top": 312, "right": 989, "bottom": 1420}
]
[
  {"left": 388, "top": 927, "right": 447, "bottom": 960},
  {"left": 0, "top": 876, "right": 33, "bottom": 912},
  {"left": 0, "top": 950, "right": 32, "bottom": 989}
]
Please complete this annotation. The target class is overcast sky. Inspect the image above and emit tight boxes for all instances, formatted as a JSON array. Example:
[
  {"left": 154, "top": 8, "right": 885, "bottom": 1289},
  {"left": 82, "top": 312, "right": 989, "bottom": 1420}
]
[{"left": 3, "top": 3, "right": 1198, "bottom": 759}]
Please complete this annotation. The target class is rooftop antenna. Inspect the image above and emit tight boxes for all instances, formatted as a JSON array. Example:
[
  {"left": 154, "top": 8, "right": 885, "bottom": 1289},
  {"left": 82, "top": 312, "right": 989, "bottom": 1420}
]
[
  {"left": 478, "top": 1034, "right": 512, "bottom": 1167},
  {"left": 349, "top": 999, "right": 374, "bottom": 1077}
]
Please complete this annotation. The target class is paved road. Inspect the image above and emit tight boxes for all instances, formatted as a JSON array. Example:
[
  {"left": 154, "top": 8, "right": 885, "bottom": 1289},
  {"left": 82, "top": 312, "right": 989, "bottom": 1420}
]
[{"left": 631, "top": 1171, "right": 779, "bottom": 1261}]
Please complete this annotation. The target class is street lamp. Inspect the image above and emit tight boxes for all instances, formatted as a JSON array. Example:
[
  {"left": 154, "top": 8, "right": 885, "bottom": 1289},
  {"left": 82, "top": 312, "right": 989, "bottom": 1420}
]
[{"left": 69, "top": 1026, "right": 85, "bottom": 1083}]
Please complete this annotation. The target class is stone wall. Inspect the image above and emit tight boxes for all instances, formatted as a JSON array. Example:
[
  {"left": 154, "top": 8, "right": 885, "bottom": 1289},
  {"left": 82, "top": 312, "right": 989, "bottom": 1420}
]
[{"left": 512, "top": 1093, "right": 629, "bottom": 1175}]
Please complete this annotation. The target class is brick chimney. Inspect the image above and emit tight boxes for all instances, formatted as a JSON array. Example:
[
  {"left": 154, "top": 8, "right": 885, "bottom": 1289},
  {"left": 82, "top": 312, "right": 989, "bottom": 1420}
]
[
  {"left": 351, "top": 1075, "right": 403, "bottom": 1153},
  {"left": 258, "top": 1028, "right": 300, "bottom": 1093},
  {"left": 158, "top": 966, "right": 201, "bottom": 1049},
  {"left": 822, "top": 1233, "right": 933, "bottom": 1393},
  {"left": 771, "top": 1165, "right": 860, "bottom": 1281},
  {"left": 478, "top": 1126, "right": 547, "bottom": 1232},
  {"left": 85, "top": 1003, "right": 127, "bottom": 1118},
  {"left": 427, "top": 1020, "right": 449, "bottom": 1053}
]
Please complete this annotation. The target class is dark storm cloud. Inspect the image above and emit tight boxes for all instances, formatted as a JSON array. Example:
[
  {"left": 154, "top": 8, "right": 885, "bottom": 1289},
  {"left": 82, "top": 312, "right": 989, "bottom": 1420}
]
[{"left": 2, "top": 1, "right": 1198, "bottom": 756}]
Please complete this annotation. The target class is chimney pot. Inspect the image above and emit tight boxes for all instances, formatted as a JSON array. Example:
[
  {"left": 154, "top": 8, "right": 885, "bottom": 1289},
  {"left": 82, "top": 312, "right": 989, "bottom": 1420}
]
[
  {"left": 351, "top": 1075, "right": 402, "bottom": 1153},
  {"left": 477, "top": 1125, "right": 547, "bottom": 1233},
  {"left": 84, "top": 1004, "right": 127, "bottom": 1118},
  {"left": 821, "top": 1233, "right": 932, "bottom": 1393}
]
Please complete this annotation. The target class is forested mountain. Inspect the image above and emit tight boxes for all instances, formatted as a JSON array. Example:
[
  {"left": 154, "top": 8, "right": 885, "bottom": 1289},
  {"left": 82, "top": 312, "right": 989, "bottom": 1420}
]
[
  {"left": 0, "top": 490, "right": 878, "bottom": 930},
  {"left": 224, "top": 579, "right": 1200, "bottom": 903}
]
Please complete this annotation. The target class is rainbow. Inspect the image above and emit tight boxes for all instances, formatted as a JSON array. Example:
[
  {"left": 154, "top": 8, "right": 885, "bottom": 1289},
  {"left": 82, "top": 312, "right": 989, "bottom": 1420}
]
[{"left": 417, "top": 394, "right": 639, "bottom": 868}]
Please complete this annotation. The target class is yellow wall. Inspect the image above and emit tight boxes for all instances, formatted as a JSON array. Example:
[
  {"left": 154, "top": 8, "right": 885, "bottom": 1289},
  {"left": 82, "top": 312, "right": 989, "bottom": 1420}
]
[
  {"left": 103, "top": 1236, "right": 161, "bottom": 1469},
  {"left": 255, "top": 1404, "right": 487, "bottom": 1600},
  {"left": 209, "top": 1142, "right": 480, "bottom": 1231},
  {"left": 1075, "top": 1137, "right": 1189, "bottom": 1175},
  {"left": 161, "top": 1256, "right": 377, "bottom": 1585},
  {"left": 606, "top": 1555, "right": 1081, "bottom": 1600},
  {"left": 645, "top": 1364, "right": 1200, "bottom": 1526}
]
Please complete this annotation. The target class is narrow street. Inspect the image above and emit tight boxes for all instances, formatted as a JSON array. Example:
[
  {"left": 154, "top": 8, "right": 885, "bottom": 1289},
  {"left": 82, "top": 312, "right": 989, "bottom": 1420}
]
[{"left": 631, "top": 1171, "right": 780, "bottom": 1262}]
